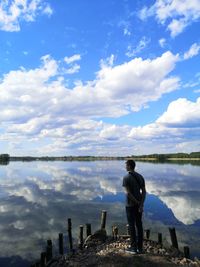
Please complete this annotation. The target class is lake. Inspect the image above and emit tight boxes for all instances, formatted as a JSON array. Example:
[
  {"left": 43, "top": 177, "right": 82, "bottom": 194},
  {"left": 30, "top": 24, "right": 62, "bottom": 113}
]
[{"left": 0, "top": 160, "right": 200, "bottom": 266}]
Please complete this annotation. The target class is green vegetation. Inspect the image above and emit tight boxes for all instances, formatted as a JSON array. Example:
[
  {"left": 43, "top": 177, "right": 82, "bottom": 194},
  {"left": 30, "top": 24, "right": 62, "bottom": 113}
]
[
  {"left": 1, "top": 152, "right": 200, "bottom": 165},
  {"left": 132, "top": 152, "right": 200, "bottom": 161},
  {"left": 0, "top": 154, "right": 10, "bottom": 165},
  {"left": 9, "top": 155, "right": 126, "bottom": 161}
]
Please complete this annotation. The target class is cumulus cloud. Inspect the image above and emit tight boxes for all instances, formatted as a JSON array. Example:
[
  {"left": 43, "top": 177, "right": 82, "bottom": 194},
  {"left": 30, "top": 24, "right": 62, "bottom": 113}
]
[
  {"left": 1, "top": 51, "right": 199, "bottom": 156},
  {"left": 156, "top": 97, "right": 200, "bottom": 127},
  {"left": 0, "top": 0, "right": 53, "bottom": 32},
  {"left": 127, "top": 97, "right": 200, "bottom": 155},
  {"left": 0, "top": 51, "right": 179, "bottom": 124},
  {"left": 139, "top": 0, "right": 200, "bottom": 37}
]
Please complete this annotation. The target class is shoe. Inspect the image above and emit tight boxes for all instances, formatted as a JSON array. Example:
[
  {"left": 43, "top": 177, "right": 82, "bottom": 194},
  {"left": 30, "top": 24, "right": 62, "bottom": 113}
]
[{"left": 125, "top": 247, "right": 137, "bottom": 254}]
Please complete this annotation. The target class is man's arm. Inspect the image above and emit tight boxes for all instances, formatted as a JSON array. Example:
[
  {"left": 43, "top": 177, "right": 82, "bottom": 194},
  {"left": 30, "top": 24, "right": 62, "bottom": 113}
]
[
  {"left": 124, "top": 186, "right": 140, "bottom": 205},
  {"left": 139, "top": 186, "right": 146, "bottom": 212}
]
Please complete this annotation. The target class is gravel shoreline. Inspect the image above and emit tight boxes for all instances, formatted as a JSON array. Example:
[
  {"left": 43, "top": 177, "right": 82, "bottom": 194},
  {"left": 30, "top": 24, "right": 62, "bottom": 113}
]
[{"left": 44, "top": 236, "right": 200, "bottom": 267}]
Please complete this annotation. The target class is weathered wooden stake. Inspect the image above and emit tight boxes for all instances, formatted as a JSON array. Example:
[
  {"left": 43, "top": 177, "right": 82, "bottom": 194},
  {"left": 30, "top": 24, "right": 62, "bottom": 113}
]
[
  {"left": 79, "top": 225, "right": 84, "bottom": 249},
  {"left": 86, "top": 223, "right": 92, "bottom": 237},
  {"left": 158, "top": 233, "right": 162, "bottom": 245},
  {"left": 40, "top": 252, "right": 46, "bottom": 267},
  {"left": 113, "top": 226, "right": 118, "bottom": 240},
  {"left": 68, "top": 218, "right": 73, "bottom": 250},
  {"left": 100, "top": 210, "right": 107, "bottom": 229},
  {"left": 112, "top": 226, "right": 115, "bottom": 239},
  {"left": 169, "top": 227, "right": 179, "bottom": 249},
  {"left": 59, "top": 233, "right": 64, "bottom": 255},
  {"left": 184, "top": 246, "right": 190, "bottom": 259},
  {"left": 46, "top": 239, "right": 53, "bottom": 262},
  {"left": 145, "top": 229, "right": 150, "bottom": 239},
  {"left": 126, "top": 224, "right": 130, "bottom": 235}
]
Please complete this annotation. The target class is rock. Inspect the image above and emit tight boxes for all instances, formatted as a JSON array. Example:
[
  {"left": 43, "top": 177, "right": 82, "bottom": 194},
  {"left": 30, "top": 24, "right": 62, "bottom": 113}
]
[
  {"left": 179, "top": 257, "right": 188, "bottom": 265},
  {"left": 84, "top": 229, "right": 107, "bottom": 247},
  {"left": 189, "top": 262, "right": 199, "bottom": 267},
  {"left": 158, "top": 248, "right": 166, "bottom": 255}
]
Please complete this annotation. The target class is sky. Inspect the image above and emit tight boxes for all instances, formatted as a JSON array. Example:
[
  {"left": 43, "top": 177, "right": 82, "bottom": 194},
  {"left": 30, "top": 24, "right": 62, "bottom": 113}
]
[{"left": 0, "top": 0, "right": 200, "bottom": 156}]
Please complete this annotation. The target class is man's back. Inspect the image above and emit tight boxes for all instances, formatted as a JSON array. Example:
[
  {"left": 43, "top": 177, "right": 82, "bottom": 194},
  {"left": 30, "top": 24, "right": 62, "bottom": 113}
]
[{"left": 123, "top": 171, "right": 145, "bottom": 206}]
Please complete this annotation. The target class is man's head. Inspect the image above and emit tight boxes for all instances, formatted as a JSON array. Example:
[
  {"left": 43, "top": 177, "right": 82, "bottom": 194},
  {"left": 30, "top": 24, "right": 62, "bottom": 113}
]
[{"left": 126, "top": 159, "right": 136, "bottom": 171}]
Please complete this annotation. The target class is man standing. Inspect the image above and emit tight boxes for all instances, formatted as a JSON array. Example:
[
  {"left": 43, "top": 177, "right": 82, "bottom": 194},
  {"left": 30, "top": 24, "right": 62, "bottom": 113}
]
[{"left": 122, "top": 159, "right": 146, "bottom": 254}]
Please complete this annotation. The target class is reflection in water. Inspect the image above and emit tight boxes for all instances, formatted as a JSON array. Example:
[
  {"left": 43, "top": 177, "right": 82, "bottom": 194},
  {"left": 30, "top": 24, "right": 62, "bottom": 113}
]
[{"left": 0, "top": 160, "right": 200, "bottom": 266}]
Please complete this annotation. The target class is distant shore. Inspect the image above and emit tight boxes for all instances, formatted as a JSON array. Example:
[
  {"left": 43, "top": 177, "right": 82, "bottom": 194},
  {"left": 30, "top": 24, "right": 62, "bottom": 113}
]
[
  {"left": 1, "top": 153, "right": 200, "bottom": 165},
  {"left": 8, "top": 156, "right": 200, "bottom": 162}
]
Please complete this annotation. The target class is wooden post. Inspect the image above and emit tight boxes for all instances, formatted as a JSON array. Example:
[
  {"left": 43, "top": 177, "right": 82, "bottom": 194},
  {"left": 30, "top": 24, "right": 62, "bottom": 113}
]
[
  {"left": 184, "top": 246, "right": 190, "bottom": 259},
  {"left": 40, "top": 252, "right": 46, "bottom": 267},
  {"left": 126, "top": 224, "right": 130, "bottom": 235},
  {"left": 113, "top": 226, "right": 118, "bottom": 240},
  {"left": 100, "top": 210, "right": 107, "bottom": 229},
  {"left": 158, "top": 233, "right": 162, "bottom": 245},
  {"left": 145, "top": 229, "right": 150, "bottom": 239},
  {"left": 112, "top": 226, "right": 115, "bottom": 239},
  {"left": 86, "top": 223, "right": 91, "bottom": 237},
  {"left": 46, "top": 239, "right": 53, "bottom": 262},
  {"left": 68, "top": 218, "right": 73, "bottom": 250},
  {"left": 59, "top": 233, "right": 64, "bottom": 255},
  {"left": 169, "top": 227, "right": 179, "bottom": 249},
  {"left": 79, "top": 225, "right": 84, "bottom": 249}
]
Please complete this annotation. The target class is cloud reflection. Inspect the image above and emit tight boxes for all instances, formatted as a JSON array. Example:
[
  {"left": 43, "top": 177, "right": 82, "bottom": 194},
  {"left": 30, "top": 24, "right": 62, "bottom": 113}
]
[
  {"left": 140, "top": 162, "right": 200, "bottom": 225},
  {"left": 0, "top": 160, "right": 200, "bottom": 265}
]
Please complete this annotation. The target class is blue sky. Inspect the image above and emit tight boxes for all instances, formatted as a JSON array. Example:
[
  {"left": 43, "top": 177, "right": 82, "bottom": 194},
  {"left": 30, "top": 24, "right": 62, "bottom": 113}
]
[{"left": 0, "top": 0, "right": 200, "bottom": 156}]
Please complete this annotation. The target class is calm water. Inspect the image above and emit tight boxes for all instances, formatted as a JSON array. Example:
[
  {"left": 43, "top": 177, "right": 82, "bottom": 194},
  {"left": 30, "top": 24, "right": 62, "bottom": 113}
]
[{"left": 0, "top": 160, "right": 200, "bottom": 266}]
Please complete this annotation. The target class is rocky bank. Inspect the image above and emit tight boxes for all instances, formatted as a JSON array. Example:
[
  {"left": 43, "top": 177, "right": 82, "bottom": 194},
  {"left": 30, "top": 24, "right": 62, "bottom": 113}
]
[{"left": 44, "top": 235, "right": 200, "bottom": 267}]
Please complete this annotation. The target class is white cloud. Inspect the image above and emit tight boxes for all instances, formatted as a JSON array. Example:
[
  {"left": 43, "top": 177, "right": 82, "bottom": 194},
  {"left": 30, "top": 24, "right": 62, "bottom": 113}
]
[
  {"left": 139, "top": 0, "right": 200, "bottom": 37},
  {"left": 96, "top": 51, "right": 179, "bottom": 112},
  {"left": 118, "top": 20, "right": 131, "bottom": 36},
  {"left": 124, "top": 27, "right": 131, "bottom": 36},
  {"left": 63, "top": 54, "right": 81, "bottom": 74},
  {"left": 159, "top": 38, "right": 166, "bottom": 48},
  {"left": 0, "top": 51, "right": 186, "bottom": 155},
  {"left": 42, "top": 4, "right": 53, "bottom": 16},
  {"left": 157, "top": 97, "right": 200, "bottom": 127},
  {"left": 126, "top": 37, "right": 150, "bottom": 57},
  {"left": 183, "top": 43, "right": 200, "bottom": 60},
  {"left": 0, "top": 51, "right": 180, "bottom": 121},
  {"left": 167, "top": 18, "right": 187, "bottom": 37},
  {"left": 64, "top": 54, "right": 81, "bottom": 64},
  {"left": 126, "top": 97, "right": 200, "bottom": 156},
  {"left": 100, "top": 54, "right": 115, "bottom": 68},
  {"left": 0, "top": 0, "right": 53, "bottom": 32},
  {"left": 138, "top": 5, "right": 155, "bottom": 21},
  {"left": 65, "top": 63, "right": 80, "bottom": 74},
  {"left": 99, "top": 125, "right": 130, "bottom": 141}
]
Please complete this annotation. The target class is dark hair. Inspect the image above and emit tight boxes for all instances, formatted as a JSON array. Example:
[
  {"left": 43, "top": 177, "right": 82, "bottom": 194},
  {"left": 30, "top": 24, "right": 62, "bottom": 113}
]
[{"left": 126, "top": 159, "right": 136, "bottom": 170}]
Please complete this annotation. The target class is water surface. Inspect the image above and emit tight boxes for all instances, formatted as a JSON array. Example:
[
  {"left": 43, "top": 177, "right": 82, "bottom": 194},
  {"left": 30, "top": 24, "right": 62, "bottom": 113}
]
[{"left": 0, "top": 160, "right": 199, "bottom": 266}]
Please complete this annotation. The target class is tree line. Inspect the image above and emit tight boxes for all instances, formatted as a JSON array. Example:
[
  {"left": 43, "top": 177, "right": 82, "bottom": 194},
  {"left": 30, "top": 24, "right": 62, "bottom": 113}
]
[
  {"left": 0, "top": 152, "right": 200, "bottom": 164},
  {"left": 132, "top": 152, "right": 200, "bottom": 161},
  {"left": 0, "top": 154, "right": 10, "bottom": 165}
]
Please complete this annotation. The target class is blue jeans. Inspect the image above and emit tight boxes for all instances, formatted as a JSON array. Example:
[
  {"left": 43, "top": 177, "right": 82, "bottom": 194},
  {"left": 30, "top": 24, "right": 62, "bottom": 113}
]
[{"left": 126, "top": 206, "right": 143, "bottom": 250}]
